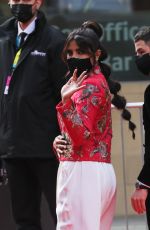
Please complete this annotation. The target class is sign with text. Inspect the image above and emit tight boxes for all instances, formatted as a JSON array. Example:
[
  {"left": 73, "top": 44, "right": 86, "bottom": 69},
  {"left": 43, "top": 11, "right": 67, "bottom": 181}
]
[{"left": 48, "top": 12, "right": 150, "bottom": 81}]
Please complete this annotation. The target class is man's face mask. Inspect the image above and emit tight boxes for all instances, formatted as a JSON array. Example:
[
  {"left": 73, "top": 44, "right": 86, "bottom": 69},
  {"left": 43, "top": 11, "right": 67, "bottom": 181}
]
[
  {"left": 135, "top": 53, "right": 150, "bottom": 75},
  {"left": 10, "top": 4, "right": 34, "bottom": 23},
  {"left": 67, "top": 57, "right": 93, "bottom": 77}
]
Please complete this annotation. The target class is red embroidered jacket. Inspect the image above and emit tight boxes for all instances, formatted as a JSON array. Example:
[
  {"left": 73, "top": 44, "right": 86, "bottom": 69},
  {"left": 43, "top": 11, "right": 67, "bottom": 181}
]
[{"left": 56, "top": 68, "right": 112, "bottom": 163}]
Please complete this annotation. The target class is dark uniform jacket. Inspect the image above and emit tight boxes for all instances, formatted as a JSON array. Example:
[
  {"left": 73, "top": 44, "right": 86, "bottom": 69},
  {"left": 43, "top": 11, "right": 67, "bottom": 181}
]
[
  {"left": 0, "top": 11, "right": 67, "bottom": 158},
  {"left": 138, "top": 85, "right": 150, "bottom": 186}
]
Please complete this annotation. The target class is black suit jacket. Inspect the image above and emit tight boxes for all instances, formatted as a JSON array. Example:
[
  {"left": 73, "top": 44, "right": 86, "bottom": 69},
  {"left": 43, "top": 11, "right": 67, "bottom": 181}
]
[
  {"left": 0, "top": 11, "right": 67, "bottom": 158},
  {"left": 138, "top": 84, "right": 150, "bottom": 186}
]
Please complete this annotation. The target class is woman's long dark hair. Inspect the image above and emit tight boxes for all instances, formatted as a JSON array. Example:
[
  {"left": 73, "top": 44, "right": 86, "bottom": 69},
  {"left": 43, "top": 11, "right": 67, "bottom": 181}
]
[{"left": 62, "top": 20, "right": 136, "bottom": 139}]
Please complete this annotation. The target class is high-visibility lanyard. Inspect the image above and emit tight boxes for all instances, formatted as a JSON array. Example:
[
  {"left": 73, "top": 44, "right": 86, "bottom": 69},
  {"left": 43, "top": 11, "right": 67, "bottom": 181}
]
[
  {"left": 4, "top": 48, "right": 22, "bottom": 95},
  {"left": 12, "top": 48, "right": 22, "bottom": 70}
]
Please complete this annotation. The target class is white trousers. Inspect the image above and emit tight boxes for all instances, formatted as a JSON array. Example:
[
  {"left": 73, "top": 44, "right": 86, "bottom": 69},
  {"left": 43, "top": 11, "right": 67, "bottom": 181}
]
[{"left": 56, "top": 162, "right": 116, "bottom": 230}]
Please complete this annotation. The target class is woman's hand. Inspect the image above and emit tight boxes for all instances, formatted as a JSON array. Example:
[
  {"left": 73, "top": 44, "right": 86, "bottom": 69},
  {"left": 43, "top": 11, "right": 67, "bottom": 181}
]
[
  {"left": 61, "top": 69, "right": 87, "bottom": 103},
  {"left": 53, "top": 135, "right": 68, "bottom": 157}
]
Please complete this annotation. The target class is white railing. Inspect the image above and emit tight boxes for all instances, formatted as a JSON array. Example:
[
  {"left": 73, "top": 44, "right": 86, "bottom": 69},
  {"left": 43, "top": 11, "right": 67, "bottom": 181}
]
[{"left": 111, "top": 102, "right": 144, "bottom": 108}]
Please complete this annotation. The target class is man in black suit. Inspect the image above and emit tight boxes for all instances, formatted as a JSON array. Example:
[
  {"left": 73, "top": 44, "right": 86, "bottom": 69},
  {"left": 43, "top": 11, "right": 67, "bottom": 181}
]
[
  {"left": 0, "top": 0, "right": 66, "bottom": 229},
  {"left": 131, "top": 26, "right": 150, "bottom": 229}
]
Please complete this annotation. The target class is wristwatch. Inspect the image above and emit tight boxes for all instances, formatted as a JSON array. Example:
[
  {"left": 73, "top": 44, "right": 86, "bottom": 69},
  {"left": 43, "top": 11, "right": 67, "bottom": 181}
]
[{"left": 135, "top": 181, "right": 149, "bottom": 190}]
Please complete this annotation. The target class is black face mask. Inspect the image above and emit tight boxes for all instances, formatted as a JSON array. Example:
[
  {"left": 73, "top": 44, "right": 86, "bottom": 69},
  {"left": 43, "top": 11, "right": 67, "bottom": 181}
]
[
  {"left": 67, "top": 57, "right": 93, "bottom": 77},
  {"left": 10, "top": 4, "right": 34, "bottom": 23},
  {"left": 135, "top": 53, "right": 150, "bottom": 75}
]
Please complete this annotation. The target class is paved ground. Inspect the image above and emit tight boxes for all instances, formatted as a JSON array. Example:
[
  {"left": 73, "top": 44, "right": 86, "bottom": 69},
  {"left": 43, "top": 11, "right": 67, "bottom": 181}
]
[{"left": 112, "top": 216, "right": 148, "bottom": 230}]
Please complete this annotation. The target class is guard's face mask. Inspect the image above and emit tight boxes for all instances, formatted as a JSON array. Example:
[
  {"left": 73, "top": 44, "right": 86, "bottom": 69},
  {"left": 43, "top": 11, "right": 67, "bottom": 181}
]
[
  {"left": 135, "top": 53, "right": 150, "bottom": 76},
  {"left": 10, "top": 4, "right": 34, "bottom": 23}
]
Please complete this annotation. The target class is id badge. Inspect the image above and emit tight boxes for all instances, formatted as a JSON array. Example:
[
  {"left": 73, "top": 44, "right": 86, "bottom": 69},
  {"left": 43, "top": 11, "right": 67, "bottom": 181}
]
[{"left": 4, "top": 75, "right": 12, "bottom": 95}]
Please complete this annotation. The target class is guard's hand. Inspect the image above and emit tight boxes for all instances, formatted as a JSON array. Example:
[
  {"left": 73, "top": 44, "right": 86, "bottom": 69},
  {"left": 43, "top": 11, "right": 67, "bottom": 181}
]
[
  {"left": 131, "top": 189, "right": 148, "bottom": 214},
  {"left": 53, "top": 135, "right": 68, "bottom": 157}
]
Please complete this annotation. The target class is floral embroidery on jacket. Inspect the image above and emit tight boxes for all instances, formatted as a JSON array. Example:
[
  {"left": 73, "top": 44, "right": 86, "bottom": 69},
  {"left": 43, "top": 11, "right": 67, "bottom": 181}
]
[
  {"left": 63, "top": 105, "right": 83, "bottom": 127},
  {"left": 97, "top": 116, "right": 107, "bottom": 133},
  {"left": 91, "top": 96, "right": 99, "bottom": 106},
  {"left": 90, "top": 141, "right": 108, "bottom": 158},
  {"left": 79, "top": 84, "right": 99, "bottom": 101},
  {"left": 99, "top": 142, "right": 108, "bottom": 158}
]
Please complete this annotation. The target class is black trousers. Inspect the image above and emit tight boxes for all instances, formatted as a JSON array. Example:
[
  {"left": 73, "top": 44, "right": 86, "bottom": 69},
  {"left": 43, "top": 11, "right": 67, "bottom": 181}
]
[
  {"left": 5, "top": 158, "right": 59, "bottom": 230},
  {"left": 146, "top": 190, "right": 150, "bottom": 230}
]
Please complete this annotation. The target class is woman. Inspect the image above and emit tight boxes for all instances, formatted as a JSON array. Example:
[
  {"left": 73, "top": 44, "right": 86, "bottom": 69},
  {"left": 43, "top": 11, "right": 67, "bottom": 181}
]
[{"left": 54, "top": 21, "right": 136, "bottom": 230}]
